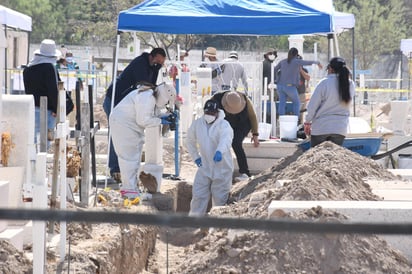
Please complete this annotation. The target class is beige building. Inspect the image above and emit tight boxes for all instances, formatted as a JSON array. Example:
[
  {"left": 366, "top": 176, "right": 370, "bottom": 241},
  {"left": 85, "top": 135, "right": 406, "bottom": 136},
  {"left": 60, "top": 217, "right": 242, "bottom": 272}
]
[{"left": 0, "top": 5, "right": 31, "bottom": 93}]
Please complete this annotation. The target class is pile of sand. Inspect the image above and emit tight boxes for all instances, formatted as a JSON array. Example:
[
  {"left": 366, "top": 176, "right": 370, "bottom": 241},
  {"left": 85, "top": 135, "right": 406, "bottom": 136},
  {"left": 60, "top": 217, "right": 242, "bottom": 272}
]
[{"left": 174, "top": 142, "right": 411, "bottom": 273}]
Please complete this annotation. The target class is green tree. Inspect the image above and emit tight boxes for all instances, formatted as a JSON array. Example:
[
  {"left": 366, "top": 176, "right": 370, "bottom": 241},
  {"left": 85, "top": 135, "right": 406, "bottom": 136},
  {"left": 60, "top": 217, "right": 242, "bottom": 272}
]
[
  {"left": 335, "top": 0, "right": 408, "bottom": 70},
  {"left": 2, "top": 0, "right": 65, "bottom": 42},
  {"left": 3, "top": 0, "right": 411, "bottom": 63},
  {"left": 2, "top": 0, "right": 141, "bottom": 45}
]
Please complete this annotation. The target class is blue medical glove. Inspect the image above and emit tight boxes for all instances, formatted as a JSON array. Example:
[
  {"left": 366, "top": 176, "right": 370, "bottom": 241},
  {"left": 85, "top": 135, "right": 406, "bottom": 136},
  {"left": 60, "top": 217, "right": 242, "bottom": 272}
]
[
  {"left": 195, "top": 158, "right": 202, "bottom": 167},
  {"left": 213, "top": 151, "right": 222, "bottom": 162},
  {"left": 161, "top": 115, "right": 171, "bottom": 125}
]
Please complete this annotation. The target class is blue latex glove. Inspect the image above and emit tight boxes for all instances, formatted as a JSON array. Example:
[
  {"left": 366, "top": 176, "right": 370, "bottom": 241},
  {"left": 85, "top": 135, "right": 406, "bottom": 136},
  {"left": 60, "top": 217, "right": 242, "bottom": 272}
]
[
  {"left": 195, "top": 158, "right": 202, "bottom": 167},
  {"left": 213, "top": 151, "right": 222, "bottom": 162},
  {"left": 161, "top": 115, "right": 171, "bottom": 125}
]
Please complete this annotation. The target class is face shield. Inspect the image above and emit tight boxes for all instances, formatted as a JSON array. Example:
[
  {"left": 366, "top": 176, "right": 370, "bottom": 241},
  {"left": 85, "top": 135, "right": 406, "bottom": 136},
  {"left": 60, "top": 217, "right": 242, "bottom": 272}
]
[{"left": 155, "top": 83, "right": 176, "bottom": 107}]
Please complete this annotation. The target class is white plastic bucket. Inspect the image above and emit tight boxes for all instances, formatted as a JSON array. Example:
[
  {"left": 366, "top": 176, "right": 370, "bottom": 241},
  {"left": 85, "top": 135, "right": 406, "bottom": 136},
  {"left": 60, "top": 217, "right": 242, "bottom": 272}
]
[
  {"left": 258, "top": 122, "right": 271, "bottom": 140},
  {"left": 398, "top": 154, "right": 412, "bottom": 169},
  {"left": 279, "top": 115, "right": 298, "bottom": 139}
]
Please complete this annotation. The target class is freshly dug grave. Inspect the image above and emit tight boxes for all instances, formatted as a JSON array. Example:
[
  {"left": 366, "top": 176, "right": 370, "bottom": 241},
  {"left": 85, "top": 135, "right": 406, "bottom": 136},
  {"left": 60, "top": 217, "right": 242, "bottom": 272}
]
[
  {"left": 172, "top": 142, "right": 412, "bottom": 273},
  {"left": 43, "top": 203, "right": 159, "bottom": 273},
  {"left": 2, "top": 140, "right": 411, "bottom": 273}
]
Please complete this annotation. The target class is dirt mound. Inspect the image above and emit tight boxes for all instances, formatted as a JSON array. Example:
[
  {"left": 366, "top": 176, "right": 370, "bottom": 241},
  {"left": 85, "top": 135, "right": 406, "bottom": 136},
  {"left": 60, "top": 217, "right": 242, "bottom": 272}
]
[
  {"left": 175, "top": 142, "right": 412, "bottom": 273},
  {"left": 175, "top": 207, "right": 411, "bottom": 274},
  {"left": 0, "top": 240, "right": 32, "bottom": 274},
  {"left": 232, "top": 141, "right": 397, "bottom": 204}
]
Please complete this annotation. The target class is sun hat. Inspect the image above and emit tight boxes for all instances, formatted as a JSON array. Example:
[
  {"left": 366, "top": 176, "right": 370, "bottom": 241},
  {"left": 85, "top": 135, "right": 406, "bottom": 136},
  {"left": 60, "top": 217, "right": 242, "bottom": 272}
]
[
  {"left": 221, "top": 91, "right": 246, "bottom": 114},
  {"left": 265, "top": 48, "right": 276, "bottom": 54},
  {"left": 228, "top": 51, "right": 238, "bottom": 59},
  {"left": 203, "top": 99, "right": 219, "bottom": 114},
  {"left": 34, "top": 39, "right": 61, "bottom": 58},
  {"left": 204, "top": 47, "right": 217, "bottom": 57}
]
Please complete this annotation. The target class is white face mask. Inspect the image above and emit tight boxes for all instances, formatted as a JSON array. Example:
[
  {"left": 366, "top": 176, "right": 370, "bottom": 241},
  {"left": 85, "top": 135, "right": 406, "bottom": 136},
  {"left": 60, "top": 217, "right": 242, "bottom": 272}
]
[
  {"left": 268, "top": 54, "right": 275, "bottom": 61},
  {"left": 204, "top": 114, "right": 217, "bottom": 124}
]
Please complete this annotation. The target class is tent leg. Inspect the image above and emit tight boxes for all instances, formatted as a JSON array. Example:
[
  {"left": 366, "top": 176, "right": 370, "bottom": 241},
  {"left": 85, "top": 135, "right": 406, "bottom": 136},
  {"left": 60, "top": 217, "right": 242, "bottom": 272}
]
[
  {"left": 352, "top": 28, "right": 356, "bottom": 116},
  {"left": 104, "top": 32, "right": 121, "bottom": 188},
  {"left": 333, "top": 33, "right": 340, "bottom": 56}
]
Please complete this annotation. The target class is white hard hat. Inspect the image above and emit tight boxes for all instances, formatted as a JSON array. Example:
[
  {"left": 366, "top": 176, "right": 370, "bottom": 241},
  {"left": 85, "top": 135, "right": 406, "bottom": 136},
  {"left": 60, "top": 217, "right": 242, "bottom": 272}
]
[{"left": 228, "top": 51, "right": 238, "bottom": 59}]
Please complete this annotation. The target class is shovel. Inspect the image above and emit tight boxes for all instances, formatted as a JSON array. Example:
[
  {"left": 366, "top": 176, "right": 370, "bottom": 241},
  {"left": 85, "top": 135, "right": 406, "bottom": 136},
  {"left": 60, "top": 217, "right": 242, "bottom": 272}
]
[{"left": 376, "top": 102, "right": 391, "bottom": 117}]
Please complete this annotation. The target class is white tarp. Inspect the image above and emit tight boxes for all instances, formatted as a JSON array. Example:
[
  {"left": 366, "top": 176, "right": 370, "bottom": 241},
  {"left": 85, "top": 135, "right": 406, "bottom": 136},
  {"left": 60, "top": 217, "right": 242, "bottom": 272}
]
[
  {"left": 0, "top": 27, "right": 5, "bottom": 48},
  {"left": 0, "top": 5, "right": 32, "bottom": 31},
  {"left": 401, "top": 39, "right": 412, "bottom": 55},
  {"left": 334, "top": 11, "right": 355, "bottom": 33}
]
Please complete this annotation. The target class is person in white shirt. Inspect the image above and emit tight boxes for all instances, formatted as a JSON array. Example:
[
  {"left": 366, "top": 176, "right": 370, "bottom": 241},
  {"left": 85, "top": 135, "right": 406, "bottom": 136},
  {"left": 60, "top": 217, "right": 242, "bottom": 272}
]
[
  {"left": 221, "top": 51, "right": 249, "bottom": 95},
  {"left": 200, "top": 47, "right": 224, "bottom": 95}
]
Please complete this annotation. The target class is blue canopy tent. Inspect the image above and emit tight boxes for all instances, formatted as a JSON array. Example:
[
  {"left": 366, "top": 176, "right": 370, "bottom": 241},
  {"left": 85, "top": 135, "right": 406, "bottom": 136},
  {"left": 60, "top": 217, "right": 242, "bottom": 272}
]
[
  {"left": 109, "top": 0, "right": 337, "bottom": 178},
  {"left": 117, "top": 0, "right": 334, "bottom": 35}
]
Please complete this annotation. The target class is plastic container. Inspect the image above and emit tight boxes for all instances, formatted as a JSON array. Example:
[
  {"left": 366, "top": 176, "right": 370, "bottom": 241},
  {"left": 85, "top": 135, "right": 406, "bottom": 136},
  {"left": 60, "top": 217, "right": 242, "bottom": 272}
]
[
  {"left": 390, "top": 100, "right": 410, "bottom": 135},
  {"left": 279, "top": 115, "right": 298, "bottom": 139},
  {"left": 258, "top": 122, "right": 271, "bottom": 140},
  {"left": 398, "top": 154, "right": 412, "bottom": 169},
  {"left": 298, "top": 137, "right": 382, "bottom": 157}
]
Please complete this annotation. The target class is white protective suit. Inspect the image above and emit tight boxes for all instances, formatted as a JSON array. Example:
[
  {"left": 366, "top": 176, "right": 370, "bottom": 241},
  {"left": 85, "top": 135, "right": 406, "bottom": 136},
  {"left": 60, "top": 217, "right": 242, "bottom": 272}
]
[
  {"left": 186, "top": 109, "right": 234, "bottom": 216},
  {"left": 109, "top": 84, "right": 175, "bottom": 193}
]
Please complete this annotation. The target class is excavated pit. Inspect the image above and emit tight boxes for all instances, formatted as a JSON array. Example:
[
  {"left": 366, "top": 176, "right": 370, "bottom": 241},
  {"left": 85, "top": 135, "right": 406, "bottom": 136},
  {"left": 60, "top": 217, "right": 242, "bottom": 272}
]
[{"left": 27, "top": 180, "right": 195, "bottom": 274}]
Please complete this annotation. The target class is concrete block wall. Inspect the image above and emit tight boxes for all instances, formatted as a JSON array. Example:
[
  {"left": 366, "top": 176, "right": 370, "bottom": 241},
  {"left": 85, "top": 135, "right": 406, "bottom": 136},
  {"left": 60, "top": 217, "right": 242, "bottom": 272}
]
[
  {"left": 0, "top": 180, "right": 25, "bottom": 251},
  {"left": 0, "top": 181, "right": 9, "bottom": 232},
  {"left": 1, "top": 95, "right": 35, "bottom": 207},
  {"left": 236, "top": 139, "right": 298, "bottom": 174}
]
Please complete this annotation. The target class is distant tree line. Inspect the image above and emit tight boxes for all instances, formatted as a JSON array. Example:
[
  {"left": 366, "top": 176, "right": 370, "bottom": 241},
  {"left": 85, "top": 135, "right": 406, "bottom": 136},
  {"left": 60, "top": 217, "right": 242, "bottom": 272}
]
[{"left": 3, "top": 0, "right": 412, "bottom": 67}]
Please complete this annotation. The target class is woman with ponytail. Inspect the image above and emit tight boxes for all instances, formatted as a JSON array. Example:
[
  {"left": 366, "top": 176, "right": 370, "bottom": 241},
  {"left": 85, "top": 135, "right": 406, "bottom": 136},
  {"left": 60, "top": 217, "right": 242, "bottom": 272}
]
[
  {"left": 304, "top": 57, "right": 355, "bottom": 147},
  {"left": 273, "top": 47, "right": 322, "bottom": 118}
]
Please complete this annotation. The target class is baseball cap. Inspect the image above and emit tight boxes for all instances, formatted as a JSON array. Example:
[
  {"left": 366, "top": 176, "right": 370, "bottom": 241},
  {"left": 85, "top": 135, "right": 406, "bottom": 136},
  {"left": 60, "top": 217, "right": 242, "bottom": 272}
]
[{"left": 204, "top": 99, "right": 219, "bottom": 114}]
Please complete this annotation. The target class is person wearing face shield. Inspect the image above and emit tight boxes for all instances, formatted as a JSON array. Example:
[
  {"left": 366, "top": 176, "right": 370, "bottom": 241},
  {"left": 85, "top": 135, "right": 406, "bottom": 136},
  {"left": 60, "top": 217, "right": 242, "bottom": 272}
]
[
  {"left": 109, "top": 83, "right": 176, "bottom": 198},
  {"left": 103, "top": 48, "right": 166, "bottom": 183},
  {"left": 186, "top": 99, "right": 234, "bottom": 216}
]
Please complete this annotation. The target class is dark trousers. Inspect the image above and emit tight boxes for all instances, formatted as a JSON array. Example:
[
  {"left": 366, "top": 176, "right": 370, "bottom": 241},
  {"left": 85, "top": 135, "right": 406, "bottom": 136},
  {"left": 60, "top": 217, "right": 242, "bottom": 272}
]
[
  {"left": 310, "top": 134, "right": 345, "bottom": 148},
  {"left": 232, "top": 127, "right": 251, "bottom": 176},
  {"left": 103, "top": 95, "right": 120, "bottom": 175}
]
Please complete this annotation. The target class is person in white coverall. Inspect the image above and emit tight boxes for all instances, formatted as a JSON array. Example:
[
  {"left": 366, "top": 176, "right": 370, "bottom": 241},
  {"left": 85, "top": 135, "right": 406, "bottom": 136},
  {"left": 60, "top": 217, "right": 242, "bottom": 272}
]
[
  {"left": 109, "top": 83, "right": 176, "bottom": 198},
  {"left": 186, "top": 99, "right": 234, "bottom": 216}
]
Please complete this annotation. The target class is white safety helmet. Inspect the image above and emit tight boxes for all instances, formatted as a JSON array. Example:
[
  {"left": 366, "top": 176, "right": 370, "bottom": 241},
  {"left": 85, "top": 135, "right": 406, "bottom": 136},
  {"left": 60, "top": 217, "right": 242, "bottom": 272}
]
[{"left": 155, "top": 83, "right": 176, "bottom": 107}]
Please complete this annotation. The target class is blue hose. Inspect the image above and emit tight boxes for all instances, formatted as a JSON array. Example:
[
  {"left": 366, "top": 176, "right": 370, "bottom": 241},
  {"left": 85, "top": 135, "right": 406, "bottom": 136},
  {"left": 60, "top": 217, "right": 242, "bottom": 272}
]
[{"left": 174, "top": 79, "right": 180, "bottom": 177}]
